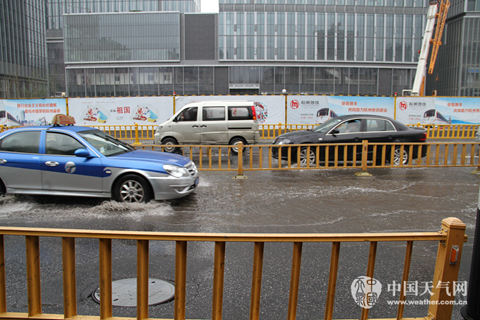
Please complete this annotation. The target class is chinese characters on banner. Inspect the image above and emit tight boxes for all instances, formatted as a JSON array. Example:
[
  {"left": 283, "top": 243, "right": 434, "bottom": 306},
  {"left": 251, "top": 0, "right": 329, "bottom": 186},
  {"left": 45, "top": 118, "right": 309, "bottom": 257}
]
[
  {"left": 0, "top": 99, "right": 67, "bottom": 126},
  {"left": 2, "top": 96, "right": 480, "bottom": 126},
  {"left": 287, "top": 96, "right": 395, "bottom": 124},
  {"left": 68, "top": 97, "right": 173, "bottom": 125},
  {"left": 395, "top": 97, "right": 480, "bottom": 124}
]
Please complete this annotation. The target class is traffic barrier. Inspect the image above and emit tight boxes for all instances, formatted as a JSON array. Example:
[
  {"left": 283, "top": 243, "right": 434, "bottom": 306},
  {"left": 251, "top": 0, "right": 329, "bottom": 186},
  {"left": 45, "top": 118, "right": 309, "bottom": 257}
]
[
  {"left": 140, "top": 141, "right": 480, "bottom": 177},
  {"left": 0, "top": 123, "right": 478, "bottom": 141},
  {"left": 0, "top": 218, "right": 466, "bottom": 320},
  {"left": 87, "top": 123, "right": 479, "bottom": 142},
  {"left": 408, "top": 124, "right": 480, "bottom": 139}
]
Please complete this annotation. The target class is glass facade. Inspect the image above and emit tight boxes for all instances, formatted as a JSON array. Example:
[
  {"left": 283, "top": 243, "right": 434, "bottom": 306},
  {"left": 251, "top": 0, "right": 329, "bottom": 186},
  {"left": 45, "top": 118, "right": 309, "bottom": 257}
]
[
  {"left": 428, "top": 2, "right": 480, "bottom": 96},
  {"left": 46, "top": 0, "right": 200, "bottom": 96},
  {"left": 66, "top": 65, "right": 413, "bottom": 97},
  {"left": 0, "top": 0, "right": 48, "bottom": 98},
  {"left": 218, "top": 3, "right": 426, "bottom": 63},
  {"left": 64, "top": 12, "right": 181, "bottom": 63},
  {"left": 63, "top": 0, "right": 200, "bottom": 14}
]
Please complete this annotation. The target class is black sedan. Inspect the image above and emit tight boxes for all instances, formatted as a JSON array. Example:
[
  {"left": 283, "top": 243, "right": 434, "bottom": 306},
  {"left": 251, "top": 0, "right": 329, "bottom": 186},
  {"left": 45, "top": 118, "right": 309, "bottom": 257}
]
[{"left": 272, "top": 114, "right": 427, "bottom": 166}]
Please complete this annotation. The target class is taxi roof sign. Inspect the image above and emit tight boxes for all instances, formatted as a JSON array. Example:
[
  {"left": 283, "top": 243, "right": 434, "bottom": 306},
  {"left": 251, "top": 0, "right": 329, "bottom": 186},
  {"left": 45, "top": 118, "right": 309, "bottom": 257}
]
[{"left": 52, "top": 114, "right": 75, "bottom": 126}]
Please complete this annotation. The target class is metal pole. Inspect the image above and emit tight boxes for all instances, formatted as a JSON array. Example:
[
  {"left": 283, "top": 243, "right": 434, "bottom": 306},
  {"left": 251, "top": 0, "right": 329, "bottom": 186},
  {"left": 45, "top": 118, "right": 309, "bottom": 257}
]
[{"left": 461, "top": 186, "right": 480, "bottom": 320}]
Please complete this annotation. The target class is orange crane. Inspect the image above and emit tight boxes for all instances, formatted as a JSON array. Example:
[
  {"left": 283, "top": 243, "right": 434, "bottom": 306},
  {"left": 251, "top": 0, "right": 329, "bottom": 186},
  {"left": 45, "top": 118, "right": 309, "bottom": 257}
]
[
  {"left": 428, "top": 0, "right": 450, "bottom": 75},
  {"left": 403, "top": 0, "right": 450, "bottom": 96}
]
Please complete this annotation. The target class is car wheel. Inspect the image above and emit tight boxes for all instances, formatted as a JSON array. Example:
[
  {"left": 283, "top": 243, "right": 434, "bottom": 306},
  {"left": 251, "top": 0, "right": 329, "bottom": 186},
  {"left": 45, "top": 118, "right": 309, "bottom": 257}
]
[
  {"left": 299, "top": 147, "right": 316, "bottom": 167},
  {"left": 114, "top": 174, "right": 152, "bottom": 203},
  {"left": 393, "top": 147, "right": 409, "bottom": 166},
  {"left": 161, "top": 137, "right": 179, "bottom": 153},
  {"left": 229, "top": 137, "right": 247, "bottom": 154},
  {"left": 0, "top": 179, "right": 5, "bottom": 195}
]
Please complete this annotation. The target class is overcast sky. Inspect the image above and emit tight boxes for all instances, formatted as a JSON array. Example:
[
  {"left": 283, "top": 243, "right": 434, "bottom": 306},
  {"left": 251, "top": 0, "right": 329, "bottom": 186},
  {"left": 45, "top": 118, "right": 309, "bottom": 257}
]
[{"left": 201, "top": 0, "right": 219, "bottom": 12}]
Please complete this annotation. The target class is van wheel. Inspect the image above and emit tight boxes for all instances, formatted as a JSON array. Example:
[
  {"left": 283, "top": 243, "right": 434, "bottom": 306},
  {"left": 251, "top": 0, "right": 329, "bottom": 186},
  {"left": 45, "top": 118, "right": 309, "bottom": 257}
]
[
  {"left": 161, "top": 137, "right": 179, "bottom": 153},
  {"left": 229, "top": 137, "right": 247, "bottom": 154}
]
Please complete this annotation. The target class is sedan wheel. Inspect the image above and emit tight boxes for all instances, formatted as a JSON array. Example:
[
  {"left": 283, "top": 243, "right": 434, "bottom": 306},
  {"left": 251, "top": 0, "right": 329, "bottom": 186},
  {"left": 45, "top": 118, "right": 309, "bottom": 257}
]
[
  {"left": 299, "top": 148, "right": 316, "bottom": 167},
  {"left": 393, "top": 147, "right": 409, "bottom": 166},
  {"left": 114, "top": 175, "right": 151, "bottom": 203}
]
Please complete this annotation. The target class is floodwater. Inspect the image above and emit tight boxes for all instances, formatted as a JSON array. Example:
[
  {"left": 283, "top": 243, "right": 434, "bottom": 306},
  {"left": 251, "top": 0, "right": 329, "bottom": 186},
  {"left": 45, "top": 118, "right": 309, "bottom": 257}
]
[{"left": 0, "top": 167, "right": 478, "bottom": 320}]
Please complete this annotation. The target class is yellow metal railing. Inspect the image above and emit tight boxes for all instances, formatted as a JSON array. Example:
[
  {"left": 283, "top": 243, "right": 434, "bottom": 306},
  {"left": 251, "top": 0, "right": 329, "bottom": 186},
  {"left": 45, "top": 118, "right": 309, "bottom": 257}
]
[
  {"left": 140, "top": 141, "right": 480, "bottom": 176},
  {"left": 0, "top": 218, "right": 467, "bottom": 320},
  {"left": 408, "top": 124, "right": 480, "bottom": 139},
  {"left": 1, "top": 123, "right": 479, "bottom": 141}
]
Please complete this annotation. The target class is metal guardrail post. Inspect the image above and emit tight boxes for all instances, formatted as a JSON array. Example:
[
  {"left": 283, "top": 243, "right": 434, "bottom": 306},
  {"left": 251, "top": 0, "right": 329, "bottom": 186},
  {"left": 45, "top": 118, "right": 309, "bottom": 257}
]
[
  {"left": 26, "top": 236, "right": 42, "bottom": 317},
  {"left": 355, "top": 140, "right": 372, "bottom": 177},
  {"left": 427, "top": 217, "right": 466, "bottom": 320},
  {"left": 461, "top": 188, "right": 480, "bottom": 320},
  {"left": 62, "top": 237, "right": 77, "bottom": 319},
  {"left": 234, "top": 142, "right": 247, "bottom": 180},
  {"left": 132, "top": 123, "right": 141, "bottom": 146}
]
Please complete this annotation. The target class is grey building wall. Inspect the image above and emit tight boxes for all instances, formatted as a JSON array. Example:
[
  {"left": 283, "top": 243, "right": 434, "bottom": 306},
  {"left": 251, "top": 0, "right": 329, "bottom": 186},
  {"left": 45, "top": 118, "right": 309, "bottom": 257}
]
[
  {"left": 46, "top": 0, "right": 200, "bottom": 96},
  {"left": 0, "top": 0, "right": 48, "bottom": 98},
  {"left": 185, "top": 14, "right": 217, "bottom": 60}
]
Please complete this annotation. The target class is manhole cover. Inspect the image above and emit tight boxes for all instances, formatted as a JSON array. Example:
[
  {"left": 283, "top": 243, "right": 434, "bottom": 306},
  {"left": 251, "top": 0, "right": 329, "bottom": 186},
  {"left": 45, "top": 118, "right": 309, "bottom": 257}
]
[{"left": 92, "top": 278, "right": 175, "bottom": 307}]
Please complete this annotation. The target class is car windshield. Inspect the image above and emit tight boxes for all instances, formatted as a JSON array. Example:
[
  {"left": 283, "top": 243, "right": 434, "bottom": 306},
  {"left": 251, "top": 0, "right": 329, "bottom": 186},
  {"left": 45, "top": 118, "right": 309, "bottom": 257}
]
[
  {"left": 312, "top": 118, "right": 343, "bottom": 133},
  {"left": 79, "top": 130, "right": 134, "bottom": 156}
]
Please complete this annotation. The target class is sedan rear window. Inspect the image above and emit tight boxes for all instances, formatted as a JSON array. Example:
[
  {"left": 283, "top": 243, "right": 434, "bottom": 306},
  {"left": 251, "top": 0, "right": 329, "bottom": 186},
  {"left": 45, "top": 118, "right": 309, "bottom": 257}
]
[
  {"left": 0, "top": 131, "right": 40, "bottom": 153},
  {"left": 366, "top": 119, "right": 395, "bottom": 132}
]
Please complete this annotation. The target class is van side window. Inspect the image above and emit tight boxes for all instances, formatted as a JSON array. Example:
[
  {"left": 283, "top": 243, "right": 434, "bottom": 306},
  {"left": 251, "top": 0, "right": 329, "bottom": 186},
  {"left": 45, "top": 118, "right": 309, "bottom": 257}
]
[
  {"left": 228, "top": 106, "right": 253, "bottom": 120},
  {"left": 203, "top": 107, "right": 225, "bottom": 121},
  {"left": 176, "top": 107, "right": 197, "bottom": 122}
]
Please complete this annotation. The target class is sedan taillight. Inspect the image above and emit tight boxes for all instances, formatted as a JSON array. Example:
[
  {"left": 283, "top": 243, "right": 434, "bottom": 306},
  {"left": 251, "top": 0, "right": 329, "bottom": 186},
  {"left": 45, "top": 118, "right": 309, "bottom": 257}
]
[{"left": 419, "top": 132, "right": 427, "bottom": 142}]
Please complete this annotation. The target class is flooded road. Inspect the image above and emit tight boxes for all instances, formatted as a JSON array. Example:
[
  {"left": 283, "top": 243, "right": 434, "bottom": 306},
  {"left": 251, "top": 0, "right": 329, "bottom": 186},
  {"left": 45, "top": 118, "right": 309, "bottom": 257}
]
[{"left": 0, "top": 167, "right": 477, "bottom": 319}]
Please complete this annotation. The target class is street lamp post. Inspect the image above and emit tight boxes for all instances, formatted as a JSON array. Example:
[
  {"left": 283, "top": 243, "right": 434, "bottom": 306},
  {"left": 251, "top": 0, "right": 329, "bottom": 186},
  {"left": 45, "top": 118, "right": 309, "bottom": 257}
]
[{"left": 461, "top": 186, "right": 480, "bottom": 320}]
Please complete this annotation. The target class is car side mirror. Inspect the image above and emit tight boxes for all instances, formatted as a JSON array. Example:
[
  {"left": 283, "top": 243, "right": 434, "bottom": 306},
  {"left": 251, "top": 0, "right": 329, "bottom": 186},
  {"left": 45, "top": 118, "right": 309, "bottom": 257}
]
[
  {"left": 331, "top": 129, "right": 339, "bottom": 136},
  {"left": 74, "top": 148, "right": 92, "bottom": 158}
]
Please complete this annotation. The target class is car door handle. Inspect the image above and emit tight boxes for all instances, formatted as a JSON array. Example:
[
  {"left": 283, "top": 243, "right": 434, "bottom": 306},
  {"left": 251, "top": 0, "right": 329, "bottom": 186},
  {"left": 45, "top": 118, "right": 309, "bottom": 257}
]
[
  {"left": 192, "top": 125, "right": 199, "bottom": 128},
  {"left": 200, "top": 125, "right": 207, "bottom": 128},
  {"left": 45, "top": 161, "right": 59, "bottom": 167},
  {"left": 0, "top": 159, "right": 6, "bottom": 164}
]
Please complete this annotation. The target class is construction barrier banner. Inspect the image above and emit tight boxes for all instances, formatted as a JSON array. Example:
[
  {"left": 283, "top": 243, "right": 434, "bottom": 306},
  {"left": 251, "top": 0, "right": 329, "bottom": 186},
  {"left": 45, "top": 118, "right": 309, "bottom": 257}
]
[
  {"left": 287, "top": 96, "right": 394, "bottom": 124},
  {"left": 174, "top": 95, "right": 284, "bottom": 124},
  {"left": 68, "top": 97, "right": 173, "bottom": 125},
  {"left": 0, "top": 98, "right": 67, "bottom": 126},
  {"left": 396, "top": 97, "right": 480, "bottom": 124}
]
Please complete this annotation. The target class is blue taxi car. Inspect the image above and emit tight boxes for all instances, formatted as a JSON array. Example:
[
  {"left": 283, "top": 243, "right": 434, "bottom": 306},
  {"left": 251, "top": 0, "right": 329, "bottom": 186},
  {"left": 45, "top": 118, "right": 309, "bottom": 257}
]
[{"left": 0, "top": 125, "right": 199, "bottom": 202}]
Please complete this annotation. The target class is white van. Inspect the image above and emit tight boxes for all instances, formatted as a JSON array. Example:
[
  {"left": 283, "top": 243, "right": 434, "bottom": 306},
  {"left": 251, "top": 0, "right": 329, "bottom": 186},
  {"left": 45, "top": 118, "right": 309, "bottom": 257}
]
[{"left": 154, "top": 101, "right": 260, "bottom": 152}]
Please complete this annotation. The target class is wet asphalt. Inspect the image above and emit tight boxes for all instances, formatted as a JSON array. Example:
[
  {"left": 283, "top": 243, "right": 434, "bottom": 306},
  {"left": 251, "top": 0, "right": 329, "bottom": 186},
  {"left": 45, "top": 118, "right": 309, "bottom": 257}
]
[{"left": 0, "top": 167, "right": 478, "bottom": 319}]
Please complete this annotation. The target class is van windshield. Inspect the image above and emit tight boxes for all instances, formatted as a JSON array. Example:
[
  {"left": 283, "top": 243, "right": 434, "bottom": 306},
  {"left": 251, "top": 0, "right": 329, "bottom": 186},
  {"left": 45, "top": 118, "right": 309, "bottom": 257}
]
[{"left": 175, "top": 107, "right": 198, "bottom": 122}]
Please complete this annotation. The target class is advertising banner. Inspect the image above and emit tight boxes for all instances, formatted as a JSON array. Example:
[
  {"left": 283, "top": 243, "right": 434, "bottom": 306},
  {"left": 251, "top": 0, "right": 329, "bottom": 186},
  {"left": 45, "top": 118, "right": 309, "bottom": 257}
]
[
  {"left": 175, "top": 95, "right": 284, "bottom": 125},
  {"left": 287, "top": 96, "right": 394, "bottom": 124},
  {"left": 0, "top": 98, "right": 66, "bottom": 126},
  {"left": 68, "top": 97, "right": 173, "bottom": 125},
  {"left": 396, "top": 97, "right": 480, "bottom": 124}
]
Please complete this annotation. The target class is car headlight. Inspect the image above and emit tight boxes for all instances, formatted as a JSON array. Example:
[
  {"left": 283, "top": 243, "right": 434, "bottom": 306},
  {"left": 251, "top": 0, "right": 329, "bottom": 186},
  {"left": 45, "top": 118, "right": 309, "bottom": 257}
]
[
  {"left": 277, "top": 138, "right": 291, "bottom": 145},
  {"left": 163, "top": 164, "right": 189, "bottom": 178}
]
